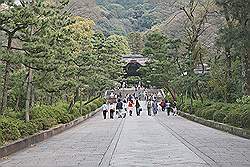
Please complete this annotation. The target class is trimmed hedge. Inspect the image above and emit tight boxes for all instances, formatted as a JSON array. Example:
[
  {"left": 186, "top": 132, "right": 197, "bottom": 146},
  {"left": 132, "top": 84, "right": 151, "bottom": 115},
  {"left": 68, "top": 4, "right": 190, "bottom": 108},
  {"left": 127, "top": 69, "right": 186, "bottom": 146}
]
[
  {"left": 0, "top": 98, "right": 104, "bottom": 146},
  {"left": 182, "top": 100, "right": 250, "bottom": 129}
]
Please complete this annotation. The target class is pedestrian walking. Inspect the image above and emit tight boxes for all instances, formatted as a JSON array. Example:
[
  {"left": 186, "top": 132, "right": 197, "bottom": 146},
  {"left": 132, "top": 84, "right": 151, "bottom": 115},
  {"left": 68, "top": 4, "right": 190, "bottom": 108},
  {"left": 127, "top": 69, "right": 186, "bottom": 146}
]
[
  {"left": 109, "top": 102, "right": 116, "bottom": 119},
  {"left": 166, "top": 101, "right": 171, "bottom": 116},
  {"left": 152, "top": 100, "right": 158, "bottom": 115},
  {"left": 147, "top": 99, "right": 152, "bottom": 116},
  {"left": 122, "top": 98, "right": 127, "bottom": 118},
  {"left": 135, "top": 98, "right": 141, "bottom": 116},
  {"left": 173, "top": 106, "right": 177, "bottom": 116},
  {"left": 101, "top": 101, "right": 109, "bottom": 119},
  {"left": 128, "top": 99, "right": 134, "bottom": 116},
  {"left": 127, "top": 94, "right": 133, "bottom": 101},
  {"left": 160, "top": 99, "right": 166, "bottom": 112},
  {"left": 116, "top": 99, "right": 123, "bottom": 118}
]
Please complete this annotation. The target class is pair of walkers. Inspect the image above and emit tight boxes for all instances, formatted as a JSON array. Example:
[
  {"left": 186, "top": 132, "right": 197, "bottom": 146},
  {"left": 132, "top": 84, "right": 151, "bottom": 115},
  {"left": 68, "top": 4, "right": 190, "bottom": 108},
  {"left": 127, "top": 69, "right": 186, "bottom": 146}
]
[
  {"left": 160, "top": 99, "right": 171, "bottom": 116},
  {"left": 116, "top": 99, "right": 126, "bottom": 118},
  {"left": 147, "top": 99, "right": 158, "bottom": 116},
  {"left": 127, "top": 98, "right": 141, "bottom": 116},
  {"left": 101, "top": 102, "right": 117, "bottom": 119},
  {"left": 160, "top": 99, "right": 178, "bottom": 116}
]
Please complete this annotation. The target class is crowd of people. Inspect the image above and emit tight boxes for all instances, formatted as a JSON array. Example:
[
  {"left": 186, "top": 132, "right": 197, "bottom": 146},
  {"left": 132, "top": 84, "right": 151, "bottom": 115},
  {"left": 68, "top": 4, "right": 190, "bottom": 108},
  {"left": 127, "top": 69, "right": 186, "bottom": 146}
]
[{"left": 101, "top": 92, "right": 178, "bottom": 120}]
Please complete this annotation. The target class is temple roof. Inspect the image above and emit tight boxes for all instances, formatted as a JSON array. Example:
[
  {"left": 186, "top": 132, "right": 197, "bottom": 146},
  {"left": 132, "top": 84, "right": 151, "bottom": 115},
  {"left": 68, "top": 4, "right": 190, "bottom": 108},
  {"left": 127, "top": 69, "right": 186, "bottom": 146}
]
[{"left": 122, "top": 54, "right": 149, "bottom": 65}]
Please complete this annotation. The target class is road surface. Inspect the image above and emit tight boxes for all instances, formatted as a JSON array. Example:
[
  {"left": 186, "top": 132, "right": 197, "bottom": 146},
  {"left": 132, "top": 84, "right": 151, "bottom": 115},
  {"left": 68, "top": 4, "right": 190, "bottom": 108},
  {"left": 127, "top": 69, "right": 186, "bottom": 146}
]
[{"left": 0, "top": 101, "right": 249, "bottom": 167}]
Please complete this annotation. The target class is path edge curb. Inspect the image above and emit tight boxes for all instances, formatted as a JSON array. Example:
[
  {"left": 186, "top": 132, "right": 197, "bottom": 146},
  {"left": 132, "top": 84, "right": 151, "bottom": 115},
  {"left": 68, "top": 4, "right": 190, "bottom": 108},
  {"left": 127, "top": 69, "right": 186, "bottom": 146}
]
[
  {"left": 179, "top": 111, "right": 250, "bottom": 139},
  {"left": 0, "top": 108, "right": 101, "bottom": 158}
]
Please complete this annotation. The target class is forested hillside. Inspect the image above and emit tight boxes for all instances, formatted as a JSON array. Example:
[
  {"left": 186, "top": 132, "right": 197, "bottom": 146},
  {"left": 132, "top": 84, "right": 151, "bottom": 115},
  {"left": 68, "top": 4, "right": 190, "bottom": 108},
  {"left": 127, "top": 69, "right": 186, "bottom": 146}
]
[{"left": 66, "top": 0, "right": 161, "bottom": 35}]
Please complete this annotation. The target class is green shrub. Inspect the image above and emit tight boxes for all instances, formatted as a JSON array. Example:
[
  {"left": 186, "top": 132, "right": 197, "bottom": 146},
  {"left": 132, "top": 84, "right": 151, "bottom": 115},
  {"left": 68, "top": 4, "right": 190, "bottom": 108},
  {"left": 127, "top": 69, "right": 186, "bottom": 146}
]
[
  {"left": 18, "top": 122, "right": 38, "bottom": 137},
  {"left": 4, "top": 111, "right": 25, "bottom": 120},
  {"left": 94, "top": 98, "right": 105, "bottom": 107},
  {"left": 31, "top": 119, "right": 44, "bottom": 130},
  {"left": 0, "top": 118, "right": 21, "bottom": 141},
  {"left": 69, "top": 106, "right": 81, "bottom": 119},
  {"left": 59, "top": 114, "right": 72, "bottom": 124},
  {"left": 85, "top": 105, "right": 92, "bottom": 113},
  {"left": 88, "top": 103, "right": 98, "bottom": 111},
  {"left": 43, "top": 118, "right": 57, "bottom": 130},
  {"left": 213, "top": 111, "right": 227, "bottom": 123},
  {"left": 31, "top": 118, "right": 57, "bottom": 130},
  {"left": 236, "top": 95, "right": 250, "bottom": 104},
  {"left": 202, "top": 108, "right": 216, "bottom": 120},
  {"left": 224, "top": 110, "right": 242, "bottom": 127},
  {"left": 49, "top": 104, "right": 67, "bottom": 122},
  {"left": 30, "top": 105, "right": 52, "bottom": 120},
  {"left": 240, "top": 104, "right": 250, "bottom": 129},
  {"left": 194, "top": 110, "right": 203, "bottom": 117},
  {"left": 0, "top": 129, "right": 4, "bottom": 145},
  {"left": 192, "top": 101, "right": 204, "bottom": 110},
  {"left": 181, "top": 103, "right": 189, "bottom": 113},
  {"left": 211, "top": 102, "right": 226, "bottom": 110},
  {"left": 81, "top": 108, "right": 89, "bottom": 116}
]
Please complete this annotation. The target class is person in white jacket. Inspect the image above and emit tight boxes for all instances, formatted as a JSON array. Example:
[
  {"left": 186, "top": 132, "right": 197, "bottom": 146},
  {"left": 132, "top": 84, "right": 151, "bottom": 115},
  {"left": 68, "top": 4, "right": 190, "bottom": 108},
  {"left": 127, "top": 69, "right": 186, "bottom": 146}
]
[{"left": 101, "top": 102, "right": 109, "bottom": 119}]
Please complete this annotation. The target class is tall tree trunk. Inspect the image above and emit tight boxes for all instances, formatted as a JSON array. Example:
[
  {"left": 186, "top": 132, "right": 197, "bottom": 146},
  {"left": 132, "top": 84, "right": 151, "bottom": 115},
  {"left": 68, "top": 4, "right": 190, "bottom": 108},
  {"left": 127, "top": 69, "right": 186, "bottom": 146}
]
[
  {"left": 243, "top": 19, "right": 250, "bottom": 96},
  {"left": 225, "top": 47, "right": 232, "bottom": 102},
  {"left": 15, "top": 96, "right": 20, "bottom": 111},
  {"left": 80, "top": 93, "right": 83, "bottom": 115},
  {"left": 0, "top": 35, "right": 12, "bottom": 114},
  {"left": 164, "top": 85, "right": 176, "bottom": 101},
  {"left": 31, "top": 85, "right": 35, "bottom": 107},
  {"left": 67, "top": 86, "right": 80, "bottom": 112},
  {"left": 49, "top": 93, "right": 53, "bottom": 105},
  {"left": 0, "top": 62, "right": 11, "bottom": 114},
  {"left": 25, "top": 67, "right": 32, "bottom": 122},
  {"left": 244, "top": 46, "right": 250, "bottom": 95}
]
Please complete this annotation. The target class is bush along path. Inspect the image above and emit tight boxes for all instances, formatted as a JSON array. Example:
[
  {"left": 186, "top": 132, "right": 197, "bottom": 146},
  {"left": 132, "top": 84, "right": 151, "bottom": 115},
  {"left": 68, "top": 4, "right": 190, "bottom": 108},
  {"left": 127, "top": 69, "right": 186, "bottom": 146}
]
[
  {"left": 180, "top": 98, "right": 250, "bottom": 131},
  {"left": 0, "top": 98, "right": 105, "bottom": 146}
]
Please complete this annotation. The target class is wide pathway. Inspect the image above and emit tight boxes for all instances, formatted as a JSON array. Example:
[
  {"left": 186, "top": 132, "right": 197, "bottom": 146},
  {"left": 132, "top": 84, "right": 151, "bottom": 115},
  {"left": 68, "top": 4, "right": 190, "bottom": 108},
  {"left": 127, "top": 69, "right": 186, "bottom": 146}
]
[{"left": 0, "top": 102, "right": 249, "bottom": 167}]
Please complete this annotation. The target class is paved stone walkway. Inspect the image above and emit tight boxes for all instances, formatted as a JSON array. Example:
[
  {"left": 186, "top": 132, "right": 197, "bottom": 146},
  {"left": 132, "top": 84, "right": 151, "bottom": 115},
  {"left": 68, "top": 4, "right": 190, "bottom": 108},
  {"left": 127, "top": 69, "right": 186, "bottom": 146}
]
[{"left": 0, "top": 101, "right": 249, "bottom": 167}]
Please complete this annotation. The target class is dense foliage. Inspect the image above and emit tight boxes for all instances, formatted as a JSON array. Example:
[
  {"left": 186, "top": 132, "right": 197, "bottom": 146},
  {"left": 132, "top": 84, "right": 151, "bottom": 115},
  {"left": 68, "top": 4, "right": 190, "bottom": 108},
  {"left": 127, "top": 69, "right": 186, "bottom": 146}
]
[
  {"left": 138, "top": 0, "right": 249, "bottom": 128},
  {"left": 95, "top": 0, "right": 158, "bottom": 35},
  {"left": 181, "top": 97, "right": 250, "bottom": 129},
  {"left": 0, "top": 98, "right": 105, "bottom": 145},
  {"left": 0, "top": 0, "right": 130, "bottom": 120}
]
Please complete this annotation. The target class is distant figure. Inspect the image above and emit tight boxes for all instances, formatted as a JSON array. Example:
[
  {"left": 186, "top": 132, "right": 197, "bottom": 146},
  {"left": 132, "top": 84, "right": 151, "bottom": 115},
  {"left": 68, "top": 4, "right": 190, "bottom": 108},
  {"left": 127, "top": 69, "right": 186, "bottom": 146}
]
[
  {"left": 109, "top": 102, "right": 116, "bottom": 119},
  {"left": 128, "top": 99, "right": 134, "bottom": 116},
  {"left": 110, "top": 92, "right": 114, "bottom": 98},
  {"left": 173, "top": 106, "right": 177, "bottom": 116},
  {"left": 122, "top": 98, "right": 127, "bottom": 118},
  {"left": 160, "top": 99, "right": 166, "bottom": 112},
  {"left": 116, "top": 99, "right": 123, "bottom": 118},
  {"left": 166, "top": 101, "right": 171, "bottom": 116},
  {"left": 127, "top": 94, "right": 133, "bottom": 101},
  {"left": 101, "top": 101, "right": 109, "bottom": 119},
  {"left": 147, "top": 99, "right": 152, "bottom": 116},
  {"left": 152, "top": 100, "right": 158, "bottom": 115},
  {"left": 119, "top": 92, "right": 122, "bottom": 98},
  {"left": 135, "top": 98, "right": 141, "bottom": 116}
]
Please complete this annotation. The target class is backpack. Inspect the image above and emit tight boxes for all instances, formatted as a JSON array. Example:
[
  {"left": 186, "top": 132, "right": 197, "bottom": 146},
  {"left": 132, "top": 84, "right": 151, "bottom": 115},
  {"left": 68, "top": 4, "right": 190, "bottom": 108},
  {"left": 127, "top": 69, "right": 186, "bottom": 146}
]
[
  {"left": 116, "top": 102, "right": 123, "bottom": 109},
  {"left": 128, "top": 101, "right": 133, "bottom": 107}
]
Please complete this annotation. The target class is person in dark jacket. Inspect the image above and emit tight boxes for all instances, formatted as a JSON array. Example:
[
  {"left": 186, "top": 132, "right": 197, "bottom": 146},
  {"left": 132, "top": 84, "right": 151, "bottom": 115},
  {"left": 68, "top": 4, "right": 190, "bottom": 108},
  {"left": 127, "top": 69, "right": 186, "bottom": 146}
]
[
  {"left": 160, "top": 99, "right": 166, "bottom": 112},
  {"left": 152, "top": 100, "right": 158, "bottom": 115},
  {"left": 116, "top": 99, "right": 123, "bottom": 118},
  {"left": 135, "top": 98, "right": 141, "bottom": 116}
]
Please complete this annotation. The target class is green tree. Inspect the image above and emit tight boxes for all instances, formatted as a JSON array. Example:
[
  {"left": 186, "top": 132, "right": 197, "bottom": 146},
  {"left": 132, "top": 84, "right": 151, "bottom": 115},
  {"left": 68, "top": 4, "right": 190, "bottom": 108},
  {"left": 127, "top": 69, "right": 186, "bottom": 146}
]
[
  {"left": 127, "top": 32, "right": 144, "bottom": 54},
  {"left": 216, "top": 0, "right": 250, "bottom": 96},
  {"left": 141, "top": 32, "right": 179, "bottom": 100}
]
